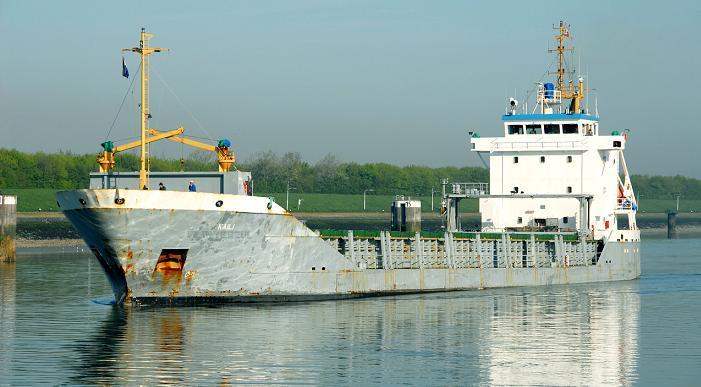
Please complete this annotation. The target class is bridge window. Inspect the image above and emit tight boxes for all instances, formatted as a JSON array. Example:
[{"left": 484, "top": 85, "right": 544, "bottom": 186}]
[
  {"left": 567, "top": 155, "right": 573, "bottom": 163},
  {"left": 508, "top": 125, "right": 524, "bottom": 135},
  {"left": 544, "top": 124, "right": 560, "bottom": 134},
  {"left": 540, "top": 156, "right": 545, "bottom": 163},
  {"left": 513, "top": 156, "right": 519, "bottom": 163},
  {"left": 517, "top": 217, "right": 523, "bottom": 224},
  {"left": 526, "top": 124, "right": 542, "bottom": 134},
  {"left": 567, "top": 186, "right": 573, "bottom": 193},
  {"left": 562, "top": 124, "right": 579, "bottom": 134}
]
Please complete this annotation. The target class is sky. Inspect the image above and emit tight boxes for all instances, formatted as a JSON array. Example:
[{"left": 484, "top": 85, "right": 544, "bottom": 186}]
[{"left": 1, "top": 0, "right": 700, "bottom": 177}]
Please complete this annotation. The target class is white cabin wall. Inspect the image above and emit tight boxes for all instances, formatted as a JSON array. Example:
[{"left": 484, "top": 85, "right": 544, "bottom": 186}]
[
  {"left": 584, "top": 148, "right": 620, "bottom": 237},
  {"left": 500, "top": 151, "right": 583, "bottom": 195},
  {"left": 480, "top": 197, "right": 581, "bottom": 231},
  {"left": 489, "top": 156, "right": 504, "bottom": 195}
]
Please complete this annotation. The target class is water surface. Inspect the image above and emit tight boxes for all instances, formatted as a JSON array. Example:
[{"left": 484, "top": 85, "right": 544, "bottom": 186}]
[{"left": 1, "top": 237, "right": 699, "bottom": 385}]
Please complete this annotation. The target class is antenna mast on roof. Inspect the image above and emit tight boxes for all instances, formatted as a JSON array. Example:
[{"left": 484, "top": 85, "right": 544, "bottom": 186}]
[{"left": 548, "top": 21, "right": 584, "bottom": 114}]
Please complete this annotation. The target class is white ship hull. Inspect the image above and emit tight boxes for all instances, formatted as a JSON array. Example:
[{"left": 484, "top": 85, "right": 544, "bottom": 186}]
[{"left": 56, "top": 189, "right": 641, "bottom": 305}]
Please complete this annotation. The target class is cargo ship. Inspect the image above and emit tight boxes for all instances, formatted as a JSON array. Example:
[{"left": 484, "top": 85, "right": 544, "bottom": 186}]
[{"left": 56, "top": 23, "right": 640, "bottom": 305}]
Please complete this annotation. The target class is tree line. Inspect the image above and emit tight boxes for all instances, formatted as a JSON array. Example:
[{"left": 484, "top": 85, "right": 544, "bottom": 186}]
[{"left": 0, "top": 148, "right": 699, "bottom": 199}]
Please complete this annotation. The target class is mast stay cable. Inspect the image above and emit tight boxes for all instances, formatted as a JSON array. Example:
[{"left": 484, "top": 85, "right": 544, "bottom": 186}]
[
  {"left": 152, "top": 68, "right": 215, "bottom": 143},
  {"left": 104, "top": 60, "right": 142, "bottom": 141}
]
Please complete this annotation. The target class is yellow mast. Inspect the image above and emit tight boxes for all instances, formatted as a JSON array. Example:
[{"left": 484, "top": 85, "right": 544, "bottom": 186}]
[
  {"left": 549, "top": 21, "right": 584, "bottom": 114},
  {"left": 123, "top": 28, "right": 168, "bottom": 189}
]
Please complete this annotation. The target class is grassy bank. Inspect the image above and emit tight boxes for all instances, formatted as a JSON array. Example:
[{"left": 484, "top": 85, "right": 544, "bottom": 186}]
[{"left": 4, "top": 188, "right": 701, "bottom": 214}]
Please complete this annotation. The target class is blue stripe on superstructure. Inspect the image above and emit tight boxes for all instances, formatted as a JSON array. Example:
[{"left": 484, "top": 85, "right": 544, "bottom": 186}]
[{"left": 502, "top": 113, "right": 599, "bottom": 121}]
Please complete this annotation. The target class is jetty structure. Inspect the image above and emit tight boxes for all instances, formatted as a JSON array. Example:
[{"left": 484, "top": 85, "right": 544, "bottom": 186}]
[{"left": 56, "top": 23, "right": 640, "bottom": 305}]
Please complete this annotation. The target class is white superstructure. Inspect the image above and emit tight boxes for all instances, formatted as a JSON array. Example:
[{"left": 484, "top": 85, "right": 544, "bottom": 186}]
[{"left": 470, "top": 21, "right": 639, "bottom": 245}]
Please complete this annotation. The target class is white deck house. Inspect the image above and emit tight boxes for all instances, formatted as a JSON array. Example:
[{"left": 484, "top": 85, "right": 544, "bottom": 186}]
[{"left": 471, "top": 113, "right": 638, "bottom": 241}]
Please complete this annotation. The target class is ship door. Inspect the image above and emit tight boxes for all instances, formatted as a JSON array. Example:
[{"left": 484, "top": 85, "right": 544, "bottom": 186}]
[{"left": 153, "top": 249, "right": 188, "bottom": 278}]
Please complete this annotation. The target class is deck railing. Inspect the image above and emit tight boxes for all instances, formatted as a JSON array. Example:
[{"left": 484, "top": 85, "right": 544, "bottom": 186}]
[
  {"left": 450, "top": 182, "right": 489, "bottom": 196},
  {"left": 320, "top": 230, "right": 599, "bottom": 271}
]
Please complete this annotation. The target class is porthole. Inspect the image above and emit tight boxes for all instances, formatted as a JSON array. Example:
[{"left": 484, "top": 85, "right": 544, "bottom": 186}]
[
  {"left": 114, "top": 198, "right": 125, "bottom": 205},
  {"left": 312, "top": 267, "right": 316, "bottom": 271},
  {"left": 215, "top": 200, "right": 223, "bottom": 207},
  {"left": 322, "top": 267, "right": 326, "bottom": 271},
  {"left": 79, "top": 198, "right": 86, "bottom": 205}
]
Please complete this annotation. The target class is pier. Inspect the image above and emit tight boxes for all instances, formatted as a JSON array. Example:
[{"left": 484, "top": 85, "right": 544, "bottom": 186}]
[{"left": 1, "top": 195, "right": 17, "bottom": 262}]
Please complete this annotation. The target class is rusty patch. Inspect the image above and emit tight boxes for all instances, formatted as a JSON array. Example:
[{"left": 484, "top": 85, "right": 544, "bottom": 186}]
[
  {"left": 184, "top": 270, "right": 197, "bottom": 284},
  {"left": 122, "top": 247, "right": 136, "bottom": 274}
]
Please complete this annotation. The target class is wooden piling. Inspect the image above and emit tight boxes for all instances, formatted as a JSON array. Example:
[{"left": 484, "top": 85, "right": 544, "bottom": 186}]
[
  {"left": 1, "top": 195, "right": 17, "bottom": 262},
  {"left": 667, "top": 210, "right": 677, "bottom": 239}
]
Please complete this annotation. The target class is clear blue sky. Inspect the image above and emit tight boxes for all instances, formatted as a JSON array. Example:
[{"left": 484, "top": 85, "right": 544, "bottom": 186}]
[{"left": 1, "top": 0, "right": 699, "bottom": 177}]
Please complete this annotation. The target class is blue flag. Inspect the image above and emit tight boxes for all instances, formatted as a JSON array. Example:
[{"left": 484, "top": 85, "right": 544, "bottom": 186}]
[{"left": 122, "top": 58, "right": 129, "bottom": 78}]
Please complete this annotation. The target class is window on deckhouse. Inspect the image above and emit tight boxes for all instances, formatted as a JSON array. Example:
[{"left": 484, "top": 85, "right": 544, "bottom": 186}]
[
  {"left": 508, "top": 125, "right": 524, "bottom": 135},
  {"left": 562, "top": 124, "right": 579, "bottom": 134},
  {"left": 526, "top": 124, "right": 542, "bottom": 134},
  {"left": 544, "top": 124, "right": 560, "bottom": 134}
]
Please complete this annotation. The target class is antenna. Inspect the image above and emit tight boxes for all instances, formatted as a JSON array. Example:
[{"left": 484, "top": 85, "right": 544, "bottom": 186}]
[
  {"left": 548, "top": 21, "right": 584, "bottom": 114},
  {"left": 585, "top": 66, "right": 589, "bottom": 114},
  {"left": 595, "top": 95, "right": 599, "bottom": 117}
]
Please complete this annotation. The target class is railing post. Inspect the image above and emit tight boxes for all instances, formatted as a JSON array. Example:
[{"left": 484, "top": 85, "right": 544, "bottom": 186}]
[
  {"left": 416, "top": 232, "right": 423, "bottom": 269},
  {"left": 348, "top": 230, "right": 355, "bottom": 266},
  {"left": 444, "top": 232, "right": 452, "bottom": 269},
  {"left": 476, "top": 233, "right": 482, "bottom": 268},
  {"left": 385, "top": 231, "right": 393, "bottom": 270},
  {"left": 379, "top": 231, "right": 387, "bottom": 270}
]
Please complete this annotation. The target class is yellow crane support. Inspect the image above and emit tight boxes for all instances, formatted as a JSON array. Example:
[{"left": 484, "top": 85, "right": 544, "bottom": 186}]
[
  {"left": 97, "top": 127, "right": 185, "bottom": 172},
  {"left": 149, "top": 129, "right": 236, "bottom": 172}
]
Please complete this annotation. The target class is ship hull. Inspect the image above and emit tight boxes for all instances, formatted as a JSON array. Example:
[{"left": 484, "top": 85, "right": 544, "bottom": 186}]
[{"left": 57, "top": 189, "right": 640, "bottom": 305}]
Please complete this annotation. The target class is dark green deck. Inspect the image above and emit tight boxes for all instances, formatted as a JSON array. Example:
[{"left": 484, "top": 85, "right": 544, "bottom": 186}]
[{"left": 317, "top": 229, "right": 578, "bottom": 241}]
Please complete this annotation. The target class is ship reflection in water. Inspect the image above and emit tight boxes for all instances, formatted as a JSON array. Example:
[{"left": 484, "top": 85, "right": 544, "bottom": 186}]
[{"left": 68, "top": 280, "right": 640, "bottom": 385}]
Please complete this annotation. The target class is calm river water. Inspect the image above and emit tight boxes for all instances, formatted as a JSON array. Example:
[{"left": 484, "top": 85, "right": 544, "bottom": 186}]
[{"left": 1, "top": 236, "right": 700, "bottom": 386}]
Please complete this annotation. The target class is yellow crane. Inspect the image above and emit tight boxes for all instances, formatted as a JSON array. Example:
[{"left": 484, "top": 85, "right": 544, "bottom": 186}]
[
  {"left": 96, "top": 29, "right": 236, "bottom": 186},
  {"left": 96, "top": 127, "right": 236, "bottom": 173},
  {"left": 149, "top": 129, "right": 235, "bottom": 172}
]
